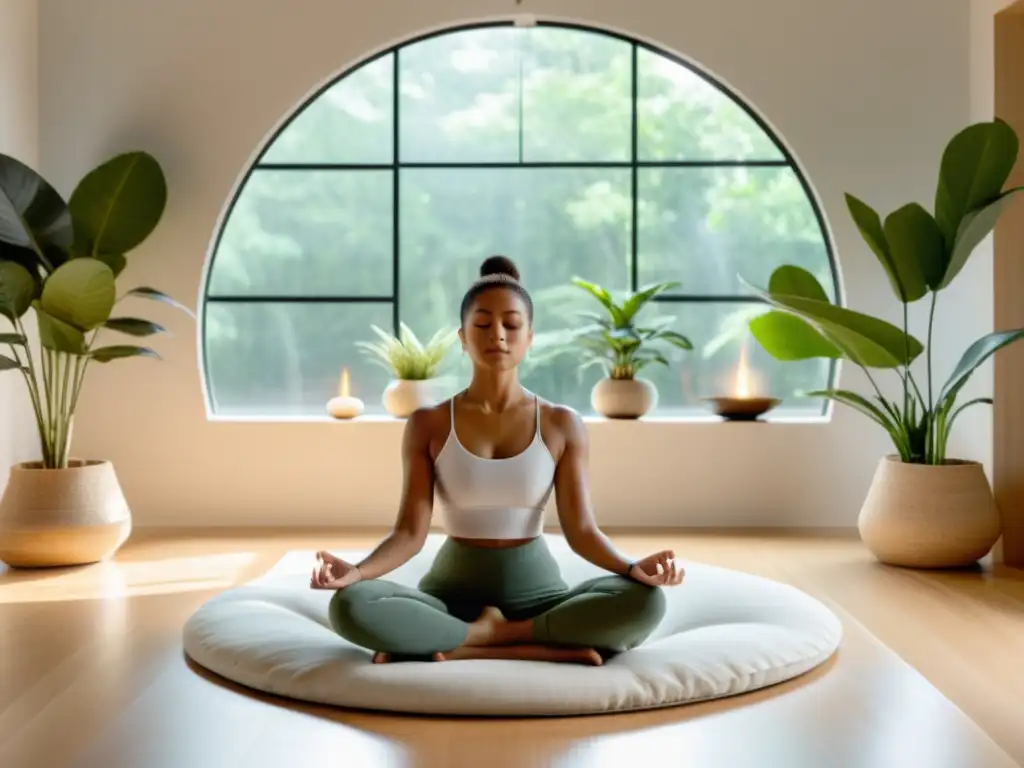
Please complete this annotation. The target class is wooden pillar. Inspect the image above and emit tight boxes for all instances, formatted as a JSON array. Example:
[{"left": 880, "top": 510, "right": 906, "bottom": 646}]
[{"left": 994, "top": 3, "right": 1024, "bottom": 568}]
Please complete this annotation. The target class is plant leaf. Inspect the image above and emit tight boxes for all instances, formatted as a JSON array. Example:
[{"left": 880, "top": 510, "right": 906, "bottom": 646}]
[
  {"left": 103, "top": 317, "right": 166, "bottom": 336},
  {"left": 572, "top": 277, "right": 625, "bottom": 326},
  {"left": 0, "top": 354, "right": 21, "bottom": 371},
  {"left": 939, "top": 187, "right": 1024, "bottom": 289},
  {"left": 0, "top": 332, "right": 26, "bottom": 345},
  {"left": 649, "top": 329, "right": 693, "bottom": 349},
  {"left": 938, "top": 328, "right": 1024, "bottom": 404},
  {"left": 120, "top": 286, "right": 195, "bottom": 317},
  {"left": 806, "top": 388, "right": 910, "bottom": 458},
  {"left": 805, "top": 388, "right": 896, "bottom": 430},
  {"left": 0, "top": 260, "right": 37, "bottom": 320},
  {"left": 767, "top": 264, "right": 830, "bottom": 301},
  {"left": 846, "top": 193, "right": 921, "bottom": 301},
  {"left": 90, "top": 344, "right": 161, "bottom": 363},
  {"left": 749, "top": 310, "right": 844, "bottom": 361},
  {"left": 882, "top": 202, "right": 943, "bottom": 296},
  {"left": 0, "top": 153, "right": 74, "bottom": 266},
  {"left": 935, "top": 118, "right": 1019, "bottom": 244},
  {"left": 619, "top": 281, "right": 679, "bottom": 323},
  {"left": 1, "top": 239, "right": 45, "bottom": 277},
  {"left": 68, "top": 151, "right": 167, "bottom": 257},
  {"left": 744, "top": 274, "right": 924, "bottom": 368},
  {"left": 947, "top": 397, "right": 993, "bottom": 433},
  {"left": 40, "top": 258, "right": 116, "bottom": 330},
  {"left": 96, "top": 251, "right": 127, "bottom": 277},
  {"left": 34, "top": 302, "right": 86, "bottom": 354}
]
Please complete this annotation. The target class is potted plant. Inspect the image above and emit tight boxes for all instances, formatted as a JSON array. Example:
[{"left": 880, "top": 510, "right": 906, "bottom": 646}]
[
  {"left": 356, "top": 323, "right": 458, "bottom": 418},
  {"left": 744, "top": 118, "right": 1023, "bottom": 568},
  {"left": 0, "top": 150, "right": 192, "bottom": 568},
  {"left": 563, "top": 278, "right": 693, "bottom": 419}
]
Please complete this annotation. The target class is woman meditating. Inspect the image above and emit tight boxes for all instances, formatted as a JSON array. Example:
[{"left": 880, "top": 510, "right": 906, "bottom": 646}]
[{"left": 311, "top": 256, "right": 684, "bottom": 666}]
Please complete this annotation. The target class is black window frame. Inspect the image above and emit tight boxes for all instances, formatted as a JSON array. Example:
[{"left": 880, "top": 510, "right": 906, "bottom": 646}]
[{"left": 201, "top": 20, "right": 840, "bottom": 417}]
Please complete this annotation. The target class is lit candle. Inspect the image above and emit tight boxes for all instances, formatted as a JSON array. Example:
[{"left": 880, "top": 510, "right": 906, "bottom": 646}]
[
  {"left": 701, "top": 341, "right": 779, "bottom": 421},
  {"left": 326, "top": 368, "right": 364, "bottom": 419}
]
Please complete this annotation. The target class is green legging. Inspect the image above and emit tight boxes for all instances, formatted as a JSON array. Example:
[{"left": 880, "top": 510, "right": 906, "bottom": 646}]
[{"left": 328, "top": 537, "right": 667, "bottom": 656}]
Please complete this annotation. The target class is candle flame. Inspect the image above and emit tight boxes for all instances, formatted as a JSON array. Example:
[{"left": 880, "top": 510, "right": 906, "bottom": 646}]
[
  {"left": 734, "top": 342, "right": 755, "bottom": 398},
  {"left": 338, "top": 367, "right": 350, "bottom": 398}
]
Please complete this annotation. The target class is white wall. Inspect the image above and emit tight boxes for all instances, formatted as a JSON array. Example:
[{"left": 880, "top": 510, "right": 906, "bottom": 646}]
[
  {"left": 0, "top": 0, "right": 40, "bottom": 492},
  {"left": 36, "top": 0, "right": 987, "bottom": 529}
]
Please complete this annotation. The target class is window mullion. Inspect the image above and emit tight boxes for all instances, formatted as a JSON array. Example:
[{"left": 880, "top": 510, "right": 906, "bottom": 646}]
[
  {"left": 392, "top": 49, "right": 401, "bottom": 336},
  {"left": 630, "top": 43, "right": 639, "bottom": 294}
]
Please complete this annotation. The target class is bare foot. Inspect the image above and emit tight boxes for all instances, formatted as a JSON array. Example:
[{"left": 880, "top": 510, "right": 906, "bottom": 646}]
[
  {"left": 432, "top": 644, "right": 603, "bottom": 666},
  {"left": 463, "top": 606, "right": 533, "bottom": 647},
  {"left": 372, "top": 652, "right": 391, "bottom": 664}
]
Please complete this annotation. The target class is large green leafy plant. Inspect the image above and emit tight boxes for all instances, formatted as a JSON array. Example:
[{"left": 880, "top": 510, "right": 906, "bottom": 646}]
[
  {"left": 356, "top": 323, "right": 458, "bottom": 380},
  {"left": 544, "top": 278, "right": 693, "bottom": 380},
  {"left": 745, "top": 119, "right": 1024, "bottom": 464},
  {"left": 0, "top": 151, "right": 192, "bottom": 469}
]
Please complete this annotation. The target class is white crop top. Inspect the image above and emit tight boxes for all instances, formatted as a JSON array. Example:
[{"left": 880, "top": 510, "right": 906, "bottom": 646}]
[{"left": 433, "top": 394, "right": 556, "bottom": 539}]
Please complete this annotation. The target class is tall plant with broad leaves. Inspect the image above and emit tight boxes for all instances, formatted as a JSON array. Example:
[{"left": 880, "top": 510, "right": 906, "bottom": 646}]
[
  {"left": 0, "top": 151, "right": 193, "bottom": 469},
  {"left": 744, "top": 119, "right": 1024, "bottom": 464},
  {"left": 533, "top": 278, "right": 693, "bottom": 380}
]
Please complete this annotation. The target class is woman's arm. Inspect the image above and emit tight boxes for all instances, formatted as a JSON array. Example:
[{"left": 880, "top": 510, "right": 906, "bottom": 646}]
[
  {"left": 346, "top": 408, "right": 437, "bottom": 581},
  {"left": 552, "top": 406, "right": 635, "bottom": 576}
]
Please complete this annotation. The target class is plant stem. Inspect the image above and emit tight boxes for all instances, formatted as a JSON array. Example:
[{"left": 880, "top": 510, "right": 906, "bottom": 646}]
[
  {"left": 66, "top": 354, "right": 89, "bottom": 462},
  {"left": 857, "top": 363, "right": 887, "bottom": 405},
  {"left": 907, "top": 370, "right": 926, "bottom": 408},
  {"left": 6, "top": 337, "right": 46, "bottom": 463},
  {"left": 42, "top": 347, "right": 56, "bottom": 464},
  {"left": 925, "top": 292, "right": 938, "bottom": 465},
  {"left": 926, "top": 292, "right": 937, "bottom": 413},
  {"left": 14, "top": 316, "right": 56, "bottom": 467},
  {"left": 58, "top": 351, "right": 73, "bottom": 467},
  {"left": 901, "top": 301, "right": 910, "bottom": 417}
]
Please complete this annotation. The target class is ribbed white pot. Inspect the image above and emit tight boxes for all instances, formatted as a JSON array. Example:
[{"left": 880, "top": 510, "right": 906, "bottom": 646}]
[
  {"left": 382, "top": 379, "right": 440, "bottom": 418},
  {"left": 591, "top": 377, "right": 658, "bottom": 419},
  {"left": 0, "top": 459, "right": 132, "bottom": 568},
  {"left": 858, "top": 455, "right": 1003, "bottom": 568}
]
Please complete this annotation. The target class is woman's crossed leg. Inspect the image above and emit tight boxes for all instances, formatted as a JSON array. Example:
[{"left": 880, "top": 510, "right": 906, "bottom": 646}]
[{"left": 328, "top": 575, "right": 666, "bottom": 665}]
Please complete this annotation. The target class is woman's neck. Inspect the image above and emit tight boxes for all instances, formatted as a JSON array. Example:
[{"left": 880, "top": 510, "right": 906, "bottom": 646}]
[{"left": 463, "top": 368, "right": 527, "bottom": 413}]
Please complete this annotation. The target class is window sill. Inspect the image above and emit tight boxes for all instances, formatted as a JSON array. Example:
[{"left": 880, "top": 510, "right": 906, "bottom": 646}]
[{"left": 205, "top": 412, "right": 830, "bottom": 425}]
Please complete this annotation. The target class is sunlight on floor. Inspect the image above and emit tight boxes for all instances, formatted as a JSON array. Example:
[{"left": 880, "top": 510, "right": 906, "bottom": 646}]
[{"left": 0, "top": 552, "right": 259, "bottom": 603}]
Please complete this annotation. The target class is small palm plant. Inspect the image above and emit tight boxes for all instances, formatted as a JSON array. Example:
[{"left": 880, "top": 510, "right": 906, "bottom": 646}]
[
  {"left": 356, "top": 323, "right": 458, "bottom": 380},
  {"left": 565, "top": 278, "right": 693, "bottom": 380}
]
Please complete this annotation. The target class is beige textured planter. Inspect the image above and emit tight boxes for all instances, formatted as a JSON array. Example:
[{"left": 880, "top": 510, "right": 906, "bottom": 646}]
[
  {"left": 591, "top": 377, "right": 658, "bottom": 419},
  {"left": 858, "top": 455, "right": 1002, "bottom": 568},
  {"left": 0, "top": 459, "right": 132, "bottom": 568},
  {"left": 382, "top": 378, "right": 439, "bottom": 418}
]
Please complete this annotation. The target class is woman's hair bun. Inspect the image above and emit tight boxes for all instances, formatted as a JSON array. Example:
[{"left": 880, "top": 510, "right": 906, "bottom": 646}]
[{"left": 479, "top": 255, "right": 520, "bottom": 282}]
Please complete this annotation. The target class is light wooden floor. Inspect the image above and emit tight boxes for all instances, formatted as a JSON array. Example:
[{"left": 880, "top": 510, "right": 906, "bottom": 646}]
[{"left": 1, "top": 528, "right": 1022, "bottom": 768}]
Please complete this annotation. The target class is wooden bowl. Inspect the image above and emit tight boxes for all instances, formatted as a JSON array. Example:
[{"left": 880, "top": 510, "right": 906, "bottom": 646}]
[{"left": 702, "top": 396, "right": 781, "bottom": 421}]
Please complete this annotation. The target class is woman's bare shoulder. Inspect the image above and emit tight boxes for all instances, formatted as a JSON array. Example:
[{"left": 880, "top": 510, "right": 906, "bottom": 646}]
[
  {"left": 404, "top": 399, "right": 452, "bottom": 447},
  {"left": 537, "top": 397, "right": 586, "bottom": 444}
]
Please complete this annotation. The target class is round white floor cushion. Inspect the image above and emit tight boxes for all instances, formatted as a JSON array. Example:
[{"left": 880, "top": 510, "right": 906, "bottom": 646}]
[{"left": 183, "top": 535, "right": 843, "bottom": 716}]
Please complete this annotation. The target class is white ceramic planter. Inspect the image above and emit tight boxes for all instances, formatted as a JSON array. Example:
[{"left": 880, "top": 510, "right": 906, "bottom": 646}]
[
  {"left": 858, "top": 455, "right": 1002, "bottom": 568},
  {"left": 591, "top": 377, "right": 658, "bottom": 419},
  {"left": 0, "top": 459, "right": 132, "bottom": 568},
  {"left": 382, "top": 378, "right": 440, "bottom": 418}
]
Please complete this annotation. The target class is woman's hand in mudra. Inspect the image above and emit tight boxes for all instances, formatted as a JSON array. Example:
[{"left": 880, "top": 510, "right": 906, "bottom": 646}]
[
  {"left": 629, "top": 550, "right": 684, "bottom": 587},
  {"left": 310, "top": 551, "right": 362, "bottom": 590}
]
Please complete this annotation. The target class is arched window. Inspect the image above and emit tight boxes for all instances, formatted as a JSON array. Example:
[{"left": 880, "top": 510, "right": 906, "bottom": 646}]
[{"left": 202, "top": 22, "right": 838, "bottom": 418}]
